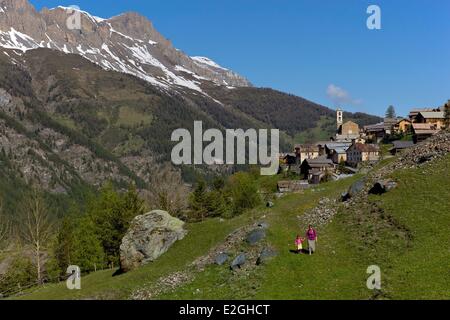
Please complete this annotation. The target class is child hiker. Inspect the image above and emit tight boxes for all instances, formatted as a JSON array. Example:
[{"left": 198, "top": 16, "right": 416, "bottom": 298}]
[{"left": 295, "top": 235, "right": 305, "bottom": 254}]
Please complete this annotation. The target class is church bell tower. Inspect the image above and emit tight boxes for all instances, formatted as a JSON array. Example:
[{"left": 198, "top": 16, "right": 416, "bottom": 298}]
[{"left": 336, "top": 108, "right": 343, "bottom": 129}]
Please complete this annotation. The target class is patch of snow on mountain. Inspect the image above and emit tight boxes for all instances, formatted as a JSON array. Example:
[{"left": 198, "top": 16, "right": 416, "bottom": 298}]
[
  {"left": 0, "top": 28, "right": 41, "bottom": 52},
  {"left": 123, "top": 44, "right": 203, "bottom": 92},
  {"left": 174, "top": 65, "right": 208, "bottom": 81},
  {"left": 191, "top": 56, "right": 228, "bottom": 71},
  {"left": 174, "top": 65, "right": 194, "bottom": 74},
  {"left": 62, "top": 44, "right": 71, "bottom": 54},
  {"left": 109, "top": 27, "right": 135, "bottom": 42},
  {"left": 44, "top": 33, "right": 58, "bottom": 50},
  {"left": 92, "top": 16, "right": 106, "bottom": 23},
  {"left": 100, "top": 43, "right": 134, "bottom": 73}
]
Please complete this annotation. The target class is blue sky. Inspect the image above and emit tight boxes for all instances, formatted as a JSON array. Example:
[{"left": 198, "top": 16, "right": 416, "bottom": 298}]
[{"left": 29, "top": 0, "right": 450, "bottom": 117}]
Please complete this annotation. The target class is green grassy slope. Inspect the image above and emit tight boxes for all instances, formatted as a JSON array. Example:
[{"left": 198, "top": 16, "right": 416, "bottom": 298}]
[
  {"left": 16, "top": 154, "right": 450, "bottom": 300},
  {"left": 16, "top": 210, "right": 261, "bottom": 300},
  {"left": 161, "top": 155, "right": 450, "bottom": 300},
  {"left": 258, "top": 153, "right": 449, "bottom": 300},
  {"left": 375, "top": 155, "right": 450, "bottom": 298}
]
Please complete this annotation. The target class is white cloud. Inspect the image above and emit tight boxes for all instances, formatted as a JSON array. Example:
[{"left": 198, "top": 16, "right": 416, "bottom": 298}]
[{"left": 326, "top": 84, "right": 362, "bottom": 106}]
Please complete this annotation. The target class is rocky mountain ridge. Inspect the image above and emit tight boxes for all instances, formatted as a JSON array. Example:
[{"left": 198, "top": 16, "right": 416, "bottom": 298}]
[{"left": 0, "top": 0, "right": 250, "bottom": 95}]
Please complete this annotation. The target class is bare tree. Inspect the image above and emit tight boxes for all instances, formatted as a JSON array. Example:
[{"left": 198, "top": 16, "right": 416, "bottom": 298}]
[
  {"left": 0, "top": 196, "right": 11, "bottom": 246},
  {"left": 19, "top": 189, "right": 53, "bottom": 285},
  {"left": 147, "top": 164, "right": 190, "bottom": 217}
]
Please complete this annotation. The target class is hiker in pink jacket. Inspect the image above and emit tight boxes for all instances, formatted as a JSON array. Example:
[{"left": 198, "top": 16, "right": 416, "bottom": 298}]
[{"left": 306, "top": 225, "right": 318, "bottom": 255}]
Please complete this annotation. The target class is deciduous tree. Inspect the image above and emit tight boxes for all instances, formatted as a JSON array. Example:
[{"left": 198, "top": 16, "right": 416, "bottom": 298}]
[
  {"left": 147, "top": 164, "right": 189, "bottom": 217},
  {"left": 19, "top": 189, "right": 53, "bottom": 285},
  {"left": 0, "top": 196, "right": 11, "bottom": 247}
]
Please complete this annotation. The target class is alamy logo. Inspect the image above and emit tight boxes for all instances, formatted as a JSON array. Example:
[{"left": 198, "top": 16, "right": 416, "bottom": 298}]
[
  {"left": 66, "top": 265, "right": 81, "bottom": 290},
  {"left": 366, "top": 265, "right": 381, "bottom": 290},
  {"left": 367, "top": 5, "right": 382, "bottom": 30},
  {"left": 171, "top": 121, "right": 279, "bottom": 175}
]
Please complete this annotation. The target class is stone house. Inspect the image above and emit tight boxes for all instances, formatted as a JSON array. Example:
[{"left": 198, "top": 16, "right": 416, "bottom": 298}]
[
  {"left": 346, "top": 143, "right": 380, "bottom": 167},
  {"left": 316, "top": 141, "right": 332, "bottom": 156},
  {"left": 409, "top": 108, "right": 435, "bottom": 123},
  {"left": 330, "top": 146, "right": 348, "bottom": 164},
  {"left": 390, "top": 140, "right": 414, "bottom": 155},
  {"left": 415, "top": 111, "right": 445, "bottom": 130},
  {"left": 383, "top": 118, "right": 398, "bottom": 135},
  {"left": 412, "top": 123, "right": 439, "bottom": 143},
  {"left": 324, "top": 142, "right": 351, "bottom": 164},
  {"left": 363, "top": 122, "right": 386, "bottom": 143},
  {"left": 300, "top": 156, "right": 335, "bottom": 182},
  {"left": 294, "top": 144, "right": 319, "bottom": 164},
  {"left": 394, "top": 118, "right": 412, "bottom": 133}
]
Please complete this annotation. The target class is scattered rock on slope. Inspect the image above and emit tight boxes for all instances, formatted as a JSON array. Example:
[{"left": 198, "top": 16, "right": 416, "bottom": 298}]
[
  {"left": 369, "top": 180, "right": 398, "bottom": 195},
  {"left": 342, "top": 178, "right": 366, "bottom": 201},
  {"left": 215, "top": 253, "right": 229, "bottom": 266},
  {"left": 256, "top": 247, "right": 278, "bottom": 265},
  {"left": 301, "top": 197, "right": 338, "bottom": 227},
  {"left": 246, "top": 229, "right": 266, "bottom": 245},
  {"left": 120, "top": 210, "right": 187, "bottom": 272},
  {"left": 231, "top": 253, "right": 246, "bottom": 270}
]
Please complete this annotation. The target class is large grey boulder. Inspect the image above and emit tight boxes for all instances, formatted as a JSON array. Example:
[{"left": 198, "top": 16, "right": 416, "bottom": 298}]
[
  {"left": 256, "top": 247, "right": 278, "bottom": 265},
  {"left": 246, "top": 229, "right": 266, "bottom": 245},
  {"left": 230, "top": 253, "right": 246, "bottom": 270},
  {"left": 342, "top": 178, "right": 366, "bottom": 201},
  {"left": 349, "top": 178, "right": 366, "bottom": 196},
  {"left": 369, "top": 180, "right": 398, "bottom": 195},
  {"left": 120, "top": 210, "right": 187, "bottom": 272},
  {"left": 215, "top": 253, "right": 229, "bottom": 266}
]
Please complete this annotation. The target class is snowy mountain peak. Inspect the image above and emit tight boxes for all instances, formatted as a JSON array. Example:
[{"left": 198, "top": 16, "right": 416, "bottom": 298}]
[{"left": 0, "top": 0, "right": 251, "bottom": 95}]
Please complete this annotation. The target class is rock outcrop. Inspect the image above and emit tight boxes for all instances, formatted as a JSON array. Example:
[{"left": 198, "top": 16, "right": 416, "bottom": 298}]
[{"left": 119, "top": 210, "right": 187, "bottom": 272}]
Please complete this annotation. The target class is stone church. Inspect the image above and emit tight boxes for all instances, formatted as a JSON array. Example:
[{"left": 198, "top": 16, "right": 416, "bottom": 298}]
[{"left": 335, "top": 108, "right": 360, "bottom": 141}]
